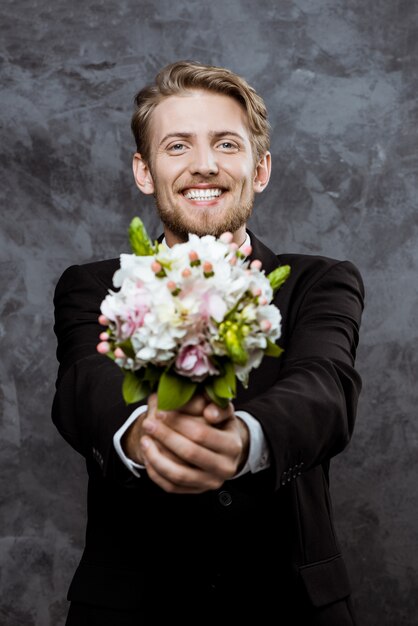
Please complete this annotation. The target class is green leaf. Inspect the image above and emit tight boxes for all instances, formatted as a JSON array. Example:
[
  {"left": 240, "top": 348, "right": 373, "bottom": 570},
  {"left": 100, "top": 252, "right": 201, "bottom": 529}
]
[
  {"left": 213, "top": 362, "right": 236, "bottom": 399},
  {"left": 204, "top": 381, "right": 230, "bottom": 408},
  {"left": 213, "top": 375, "right": 233, "bottom": 399},
  {"left": 264, "top": 339, "right": 284, "bottom": 358},
  {"left": 122, "top": 370, "right": 150, "bottom": 404},
  {"left": 224, "top": 361, "right": 237, "bottom": 395},
  {"left": 157, "top": 369, "right": 197, "bottom": 411},
  {"left": 129, "top": 217, "right": 155, "bottom": 256},
  {"left": 224, "top": 328, "right": 248, "bottom": 365},
  {"left": 267, "top": 265, "right": 291, "bottom": 293},
  {"left": 115, "top": 339, "right": 135, "bottom": 359}
]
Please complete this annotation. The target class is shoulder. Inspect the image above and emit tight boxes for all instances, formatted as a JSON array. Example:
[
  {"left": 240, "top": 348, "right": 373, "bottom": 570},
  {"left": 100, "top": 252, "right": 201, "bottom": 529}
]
[
  {"left": 272, "top": 253, "right": 365, "bottom": 318},
  {"left": 249, "top": 231, "right": 362, "bottom": 283},
  {"left": 53, "top": 258, "right": 121, "bottom": 310},
  {"left": 248, "top": 231, "right": 364, "bottom": 298},
  {"left": 278, "top": 252, "right": 361, "bottom": 277},
  {"left": 277, "top": 253, "right": 363, "bottom": 290},
  {"left": 56, "top": 258, "right": 120, "bottom": 291}
]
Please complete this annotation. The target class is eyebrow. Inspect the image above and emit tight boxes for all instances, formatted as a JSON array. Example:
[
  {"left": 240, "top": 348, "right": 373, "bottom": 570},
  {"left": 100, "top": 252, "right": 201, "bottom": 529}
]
[{"left": 158, "top": 130, "right": 246, "bottom": 147}]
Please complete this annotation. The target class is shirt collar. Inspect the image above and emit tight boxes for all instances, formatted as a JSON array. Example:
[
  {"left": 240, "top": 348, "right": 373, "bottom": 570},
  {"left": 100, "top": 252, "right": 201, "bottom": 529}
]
[{"left": 162, "top": 231, "right": 251, "bottom": 252}]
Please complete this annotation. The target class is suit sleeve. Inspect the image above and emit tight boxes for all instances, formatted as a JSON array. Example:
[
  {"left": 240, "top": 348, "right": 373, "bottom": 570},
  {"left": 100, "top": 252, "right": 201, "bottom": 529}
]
[
  {"left": 235, "top": 260, "right": 365, "bottom": 491},
  {"left": 51, "top": 263, "right": 145, "bottom": 480}
]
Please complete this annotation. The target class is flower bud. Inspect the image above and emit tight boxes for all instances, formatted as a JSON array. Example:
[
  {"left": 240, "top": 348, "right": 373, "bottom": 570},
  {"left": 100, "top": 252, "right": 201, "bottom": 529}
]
[
  {"left": 250, "top": 259, "right": 262, "bottom": 270},
  {"left": 99, "top": 331, "right": 109, "bottom": 341},
  {"left": 189, "top": 250, "right": 199, "bottom": 262},
  {"left": 98, "top": 314, "right": 109, "bottom": 326},
  {"left": 220, "top": 232, "right": 233, "bottom": 244},
  {"left": 261, "top": 319, "right": 272, "bottom": 332},
  {"left": 203, "top": 261, "right": 213, "bottom": 273},
  {"left": 167, "top": 280, "right": 177, "bottom": 291},
  {"left": 241, "top": 244, "right": 252, "bottom": 257},
  {"left": 182, "top": 268, "right": 192, "bottom": 278},
  {"left": 151, "top": 261, "right": 162, "bottom": 274},
  {"left": 97, "top": 341, "right": 110, "bottom": 354},
  {"left": 114, "top": 347, "right": 125, "bottom": 359}
]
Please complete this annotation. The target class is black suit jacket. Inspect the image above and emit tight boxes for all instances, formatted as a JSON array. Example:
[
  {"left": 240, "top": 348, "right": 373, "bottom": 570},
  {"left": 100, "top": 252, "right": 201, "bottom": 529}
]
[{"left": 52, "top": 231, "right": 364, "bottom": 620}]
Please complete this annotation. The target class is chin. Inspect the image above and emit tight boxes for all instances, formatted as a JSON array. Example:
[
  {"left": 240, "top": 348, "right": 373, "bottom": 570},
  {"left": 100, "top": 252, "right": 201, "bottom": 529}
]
[
  {"left": 157, "top": 201, "right": 252, "bottom": 239},
  {"left": 185, "top": 217, "right": 234, "bottom": 238}
]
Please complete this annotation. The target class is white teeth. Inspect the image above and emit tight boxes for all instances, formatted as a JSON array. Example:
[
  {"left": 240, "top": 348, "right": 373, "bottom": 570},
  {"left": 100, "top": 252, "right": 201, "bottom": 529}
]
[{"left": 183, "top": 188, "right": 223, "bottom": 200}]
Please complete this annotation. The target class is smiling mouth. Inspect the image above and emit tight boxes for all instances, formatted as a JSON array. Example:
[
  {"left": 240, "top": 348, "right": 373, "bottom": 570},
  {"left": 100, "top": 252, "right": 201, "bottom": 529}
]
[{"left": 182, "top": 187, "right": 225, "bottom": 201}]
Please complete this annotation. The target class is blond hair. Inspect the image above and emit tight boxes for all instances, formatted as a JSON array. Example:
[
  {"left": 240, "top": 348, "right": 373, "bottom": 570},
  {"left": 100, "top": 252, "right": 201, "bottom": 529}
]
[{"left": 131, "top": 60, "right": 270, "bottom": 164}]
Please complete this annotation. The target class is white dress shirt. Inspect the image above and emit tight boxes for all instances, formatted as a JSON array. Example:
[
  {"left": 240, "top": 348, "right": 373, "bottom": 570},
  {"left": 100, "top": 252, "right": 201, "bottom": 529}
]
[{"left": 113, "top": 232, "right": 271, "bottom": 479}]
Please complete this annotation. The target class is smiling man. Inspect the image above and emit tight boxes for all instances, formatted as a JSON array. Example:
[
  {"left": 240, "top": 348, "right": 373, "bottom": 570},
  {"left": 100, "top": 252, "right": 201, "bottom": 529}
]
[
  {"left": 132, "top": 88, "right": 270, "bottom": 245},
  {"left": 52, "top": 61, "right": 364, "bottom": 625}
]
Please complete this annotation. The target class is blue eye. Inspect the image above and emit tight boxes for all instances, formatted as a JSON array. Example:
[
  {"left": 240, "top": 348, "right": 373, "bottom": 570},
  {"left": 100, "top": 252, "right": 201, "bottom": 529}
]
[
  {"left": 169, "top": 143, "right": 185, "bottom": 151},
  {"left": 219, "top": 141, "right": 238, "bottom": 151}
]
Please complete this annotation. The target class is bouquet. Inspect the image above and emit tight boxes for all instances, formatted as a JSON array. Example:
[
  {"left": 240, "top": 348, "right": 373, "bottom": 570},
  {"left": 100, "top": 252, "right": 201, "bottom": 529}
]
[{"left": 97, "top": 218, "right": 290, "bottom": 410}]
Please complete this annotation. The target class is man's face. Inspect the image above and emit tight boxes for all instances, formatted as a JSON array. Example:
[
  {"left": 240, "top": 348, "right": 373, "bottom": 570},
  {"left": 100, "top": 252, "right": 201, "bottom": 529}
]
[{"left": 133, "top": 89, "right": 270, "bottom": 243}]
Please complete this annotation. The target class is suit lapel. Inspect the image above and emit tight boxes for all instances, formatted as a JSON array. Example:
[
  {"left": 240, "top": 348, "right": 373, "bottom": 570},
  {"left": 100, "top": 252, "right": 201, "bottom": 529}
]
[{"left": 246, "top": 229, "right": 280, "bottom": 274}]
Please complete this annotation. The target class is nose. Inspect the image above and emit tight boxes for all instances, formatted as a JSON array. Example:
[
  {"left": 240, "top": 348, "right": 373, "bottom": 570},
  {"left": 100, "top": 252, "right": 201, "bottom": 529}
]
[{"left": 188, "top": 143, "right": 219, "bottom": 176}]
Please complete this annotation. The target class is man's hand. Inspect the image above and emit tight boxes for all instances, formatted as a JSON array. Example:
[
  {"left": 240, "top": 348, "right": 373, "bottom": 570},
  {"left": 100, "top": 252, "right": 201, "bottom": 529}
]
[{"left": 122, "top": 394, "right": 249, "bottom": 494}]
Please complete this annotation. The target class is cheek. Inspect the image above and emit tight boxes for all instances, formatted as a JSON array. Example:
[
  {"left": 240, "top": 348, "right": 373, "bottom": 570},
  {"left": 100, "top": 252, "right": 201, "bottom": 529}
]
[
  {"left": 154, "top": 159, "right": 184, "bottom": 188},
  {"left": 227, "top": 160, "right": 256, "bottom": 182}
]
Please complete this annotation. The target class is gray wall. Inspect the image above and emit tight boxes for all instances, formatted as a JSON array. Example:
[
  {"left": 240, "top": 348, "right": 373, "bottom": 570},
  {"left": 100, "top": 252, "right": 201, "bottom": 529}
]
[{"left": 1, "top": 1, "right": 417, "bottom": 624}]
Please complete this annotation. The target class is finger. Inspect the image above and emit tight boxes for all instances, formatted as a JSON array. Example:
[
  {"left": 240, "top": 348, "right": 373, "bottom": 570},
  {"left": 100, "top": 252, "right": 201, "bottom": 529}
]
[
  {"left": 176, "top": 393, "right": 207, "bottom": 416},
  {"left": 203, "top": 401, "right": 235, "bottom": 425},
  {"left": 140, "top": 436, "right": 223, "bottom": 492},
  {"left": 145, "top": 466, "right": 208, "bottom": 494},
  {"left": 147, "top": 393, "right": 159, "bottom": 418},
  {"left": 142, "top": 417, "right": 241, "bottom": 476},
  {"left": 143, "top": 435, "right": 191, "bottom": 466}
]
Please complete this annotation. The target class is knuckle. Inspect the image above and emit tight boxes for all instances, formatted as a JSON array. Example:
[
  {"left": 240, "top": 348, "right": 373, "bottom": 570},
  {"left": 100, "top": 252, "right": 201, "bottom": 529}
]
[
  {"left": 183, "top": 394, "right": 205, "bottom": 415},
  {"left": 188, "top": 422, "right": 207, "bottom": 445},
  {"left": 208, "top": 477, "right": 223, "bottom": 490},
  {"left": 163, "top": 482, "right": 177, "bottom": 494},
  {"left": 181, "top": 444, "right": 199, "bottom": 465},
  {"left": 232, "top": 439, "right": 243, "bottom": 458},
  {"left": 172, "top": 467, "right": 189, "bottom": 486},
  {"left": 212, "top": 459, "right": 233, "bottom": 480},
  {"left": 223, "top": 461, "right": 236, "bottom": 479}
]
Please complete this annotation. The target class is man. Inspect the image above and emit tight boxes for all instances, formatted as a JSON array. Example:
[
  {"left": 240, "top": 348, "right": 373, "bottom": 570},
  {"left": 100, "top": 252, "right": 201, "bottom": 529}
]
[{"left": 53, "top": 61, "right": 364, "bottom": 625}]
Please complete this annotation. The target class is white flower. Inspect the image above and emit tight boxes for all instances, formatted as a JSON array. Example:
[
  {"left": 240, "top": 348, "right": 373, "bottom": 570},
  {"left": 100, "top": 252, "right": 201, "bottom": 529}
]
[{"left": 100, "top": 232, "right": 284, "bottom": 380}]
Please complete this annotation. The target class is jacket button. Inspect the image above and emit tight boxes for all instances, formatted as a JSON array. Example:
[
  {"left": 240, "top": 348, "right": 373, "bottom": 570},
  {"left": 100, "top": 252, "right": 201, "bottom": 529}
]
[{"left": 218, "top": 491, "right": 232, "bottom": 507}]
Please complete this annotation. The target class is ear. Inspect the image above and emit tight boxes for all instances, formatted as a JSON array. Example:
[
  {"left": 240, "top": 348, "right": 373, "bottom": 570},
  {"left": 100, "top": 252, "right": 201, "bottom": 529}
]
[
  {"left": 253, "top": 151, "right": 271, "bottom": 194},
  {"left": 132, "top": 153, "right": 155, "bottom": 195}
]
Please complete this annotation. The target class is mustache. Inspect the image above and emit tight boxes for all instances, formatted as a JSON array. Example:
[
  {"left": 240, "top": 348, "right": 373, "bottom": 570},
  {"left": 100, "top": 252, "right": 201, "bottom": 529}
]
[{"left": 176, "top": 179, "right": 229, "bottom": 191}]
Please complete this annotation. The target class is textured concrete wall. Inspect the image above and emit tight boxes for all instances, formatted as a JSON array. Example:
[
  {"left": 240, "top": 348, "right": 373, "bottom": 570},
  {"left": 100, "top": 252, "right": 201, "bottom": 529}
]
[{"left": 1, "top": 1, "right": 417, "bottom": 624}]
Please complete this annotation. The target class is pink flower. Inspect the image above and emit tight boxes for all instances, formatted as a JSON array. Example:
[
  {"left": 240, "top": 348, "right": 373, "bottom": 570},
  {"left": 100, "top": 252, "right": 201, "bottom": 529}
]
[
  {"left": 198, "top": 290, "right": 227, "bottom": 323},
  {"left": 119, "top": 304, "right": 149, "bottom": 338},
  {"left": 175, "top": 340, "right": 219, "bottom": 382}
]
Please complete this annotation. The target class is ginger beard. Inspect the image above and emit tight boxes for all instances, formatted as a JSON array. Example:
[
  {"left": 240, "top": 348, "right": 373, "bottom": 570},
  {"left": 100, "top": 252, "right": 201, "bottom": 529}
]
[{"left": 150, "top": 169, "right": 256, "bottom": 241}]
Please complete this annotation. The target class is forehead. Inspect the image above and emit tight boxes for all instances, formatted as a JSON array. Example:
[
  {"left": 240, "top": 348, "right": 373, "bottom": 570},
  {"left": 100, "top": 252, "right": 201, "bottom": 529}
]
[{"left": 149, "top": 90, "right": 251, "bottom": 143}]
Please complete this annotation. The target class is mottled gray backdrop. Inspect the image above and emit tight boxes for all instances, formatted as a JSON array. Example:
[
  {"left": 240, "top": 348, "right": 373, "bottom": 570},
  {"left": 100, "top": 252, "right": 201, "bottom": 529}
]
[{"left": 1, "top": 0, "right": 417, "bottom": 624}]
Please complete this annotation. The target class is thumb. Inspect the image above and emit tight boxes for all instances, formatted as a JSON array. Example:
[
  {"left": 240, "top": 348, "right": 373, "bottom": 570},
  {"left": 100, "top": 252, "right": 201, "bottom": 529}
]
[{"left": 203, "top": 401, "right": 234, "bottom": 425}]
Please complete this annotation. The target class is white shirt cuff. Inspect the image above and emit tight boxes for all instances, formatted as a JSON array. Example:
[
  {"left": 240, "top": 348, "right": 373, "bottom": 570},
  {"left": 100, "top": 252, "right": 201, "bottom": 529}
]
[
  {"left": 113, "top": 405, "right": 148, "bottom": 477},
  {"left": 232, "top": 410, "right": 271, "bottom": 479}
]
